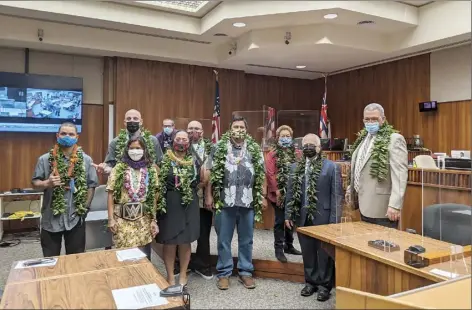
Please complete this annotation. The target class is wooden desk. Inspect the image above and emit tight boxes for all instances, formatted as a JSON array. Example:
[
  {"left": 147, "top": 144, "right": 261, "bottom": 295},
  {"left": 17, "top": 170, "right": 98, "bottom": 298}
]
[
  {"left": 6, "top": 248, "right": 148, "bottom": 284},
  {"left": 336, "top": 275, "right": 471, "bottom": 309},
  {"left": 298, "top": 222, "right": 471, "bottom": 295},
  {"left": 1, "top": 250, "right": 185, "bottom": 309}
]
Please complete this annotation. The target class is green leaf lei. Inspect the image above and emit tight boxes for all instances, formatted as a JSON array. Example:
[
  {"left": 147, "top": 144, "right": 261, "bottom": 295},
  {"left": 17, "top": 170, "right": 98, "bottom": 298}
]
[
  {"left": 48, "top": 146, "right": 87, "bottom": 216},
  {"left": 275, "top": 144, "right": 296, "bottom": 208},
  {"left": 112, "top": 162, "right": 158, "bottom": 216},
  {"left": 157, "top": 150, "right": 195, "bottom": 214},
  {"left": 210, "top": 132, "right": 265, "bottom": 223},
  {"left": 350, "top": 122, "right": 397, "bottom": 182},
  {"left": 286, "top": 155, "right": 324, "bottom": 222},
  {"left": 116, "top": 129, "right": 156, "bottom": 163},
  {"left": 203, "top": 138, "right": 212, "bottom": 157}
]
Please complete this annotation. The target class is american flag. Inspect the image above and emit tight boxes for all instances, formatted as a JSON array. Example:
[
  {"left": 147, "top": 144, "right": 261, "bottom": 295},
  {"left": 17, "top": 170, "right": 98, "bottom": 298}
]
[
  {"left": 211, "top": 71, "right": 221, "bottom": 143},
  {"left": 319, "top": 75, "right": 331, "bottom": 140}
]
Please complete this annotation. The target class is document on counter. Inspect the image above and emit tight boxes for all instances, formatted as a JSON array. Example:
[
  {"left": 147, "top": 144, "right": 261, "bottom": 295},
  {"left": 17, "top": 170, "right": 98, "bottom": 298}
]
[
  {"left": 430, "top": 268, "right": 459, "bottom": 279},
  {"left": 112, "top": 284, "right": 168, "bottom": 309},
  {"left": 15, "top": 258, "right": 58, "bottom": 269},
  {"left": 116, "top": 248, "right": 147, "bottom": 262}
]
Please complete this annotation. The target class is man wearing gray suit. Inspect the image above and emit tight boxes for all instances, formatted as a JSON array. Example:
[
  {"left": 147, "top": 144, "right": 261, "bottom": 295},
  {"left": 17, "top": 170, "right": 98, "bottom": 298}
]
[
  {"left": 347, "top": 103, "right": 408, "bottom": 228},
  {"left": 285, "top": 134, "right": 343, "bottom": 301}
]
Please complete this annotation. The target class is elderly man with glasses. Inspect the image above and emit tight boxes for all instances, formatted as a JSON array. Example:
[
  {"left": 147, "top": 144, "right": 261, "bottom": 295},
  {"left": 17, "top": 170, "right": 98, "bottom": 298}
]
[{"left": 346, "top": 103, "right": 408, "bottom": 228}]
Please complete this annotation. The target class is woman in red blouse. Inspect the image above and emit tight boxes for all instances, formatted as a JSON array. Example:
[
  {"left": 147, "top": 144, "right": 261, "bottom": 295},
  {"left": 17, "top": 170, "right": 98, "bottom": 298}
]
[{"left": 265, "top": 125, "right": 302, "bottom": 262}]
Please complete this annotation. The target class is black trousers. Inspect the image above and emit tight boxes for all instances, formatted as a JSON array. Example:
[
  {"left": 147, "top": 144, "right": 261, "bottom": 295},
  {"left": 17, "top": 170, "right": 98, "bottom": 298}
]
[
  {"left": 360, "top": 213, "right": 398, "bottom": 229},
  {"left": 40, "top": 221, "right": 86, "bottom": 257},
  {"left": 271, "top": 201, "right": 294, "bottom": 250},
  {"left": 297, "top": 218, "right": 335, "bottom": 291},
  {"left": 190, "top": 208, "right": 213, "bottom": 270},
  {"left": 139, "top": 243, "right": 152, "bottom": 261}
]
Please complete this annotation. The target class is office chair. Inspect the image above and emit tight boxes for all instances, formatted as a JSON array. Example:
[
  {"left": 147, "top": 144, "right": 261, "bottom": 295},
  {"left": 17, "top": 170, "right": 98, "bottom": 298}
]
[
  {"left": 414, "top": 155, "right": 438, "bottom": 169},
  {"left": 423, "top": 203, "right": 472, "bottom": 246},
  {"left": 85, "top": 185, "right": 112, "bottom": 250},
  {"left": 89, "top": 185, "right": 107, "bottom": 211}
]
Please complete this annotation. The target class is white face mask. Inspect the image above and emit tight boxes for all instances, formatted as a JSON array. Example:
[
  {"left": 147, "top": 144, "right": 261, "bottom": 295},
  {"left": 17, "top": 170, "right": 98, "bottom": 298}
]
[{"left": 128, "top": 149, "right": 144, "bottom": 161}]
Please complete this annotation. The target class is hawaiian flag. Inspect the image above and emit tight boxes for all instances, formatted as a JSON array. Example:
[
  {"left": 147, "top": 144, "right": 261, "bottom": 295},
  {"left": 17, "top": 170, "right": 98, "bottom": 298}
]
[
  {"left": 211, "top": 71, "right": 221, "bottom": 144},
  {"left": 265, "top": 107, "right": 276, "bottom": 140},
  {"left": 319, "top": 75, "right": 331, "bottom": 140}
]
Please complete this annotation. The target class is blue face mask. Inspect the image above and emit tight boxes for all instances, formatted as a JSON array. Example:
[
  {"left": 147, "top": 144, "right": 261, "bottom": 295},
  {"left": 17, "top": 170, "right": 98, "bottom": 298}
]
[
  {"left": 278, "top": 137, "right": 292, "bottom": 147},
  {"left": 163, "top": 127, "right": 173, "bottom": 135},
  {"left": 365, "top": 122, "right": 380, "bottom": 135},
  {"left": 57, "top": 136, "right": 77, "bottom": 147}
]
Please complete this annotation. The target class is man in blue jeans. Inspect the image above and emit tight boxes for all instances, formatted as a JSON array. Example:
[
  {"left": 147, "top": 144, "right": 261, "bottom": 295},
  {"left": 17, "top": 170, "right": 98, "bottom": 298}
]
[{"left": 205, "top": 116, "right": 267, "bottom": 290}]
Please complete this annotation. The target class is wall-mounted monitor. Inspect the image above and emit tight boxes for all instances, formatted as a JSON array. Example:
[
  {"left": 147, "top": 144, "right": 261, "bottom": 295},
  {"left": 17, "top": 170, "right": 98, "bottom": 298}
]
[
  {"left": 419, "top": 101, "right": 438, "bottom": 112},
  {"left": 0, "top": 72, "right": 83, "bottom": 133}
]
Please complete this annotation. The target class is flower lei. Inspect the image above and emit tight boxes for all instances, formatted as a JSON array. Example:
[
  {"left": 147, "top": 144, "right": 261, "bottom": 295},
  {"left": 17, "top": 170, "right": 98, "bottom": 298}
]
[
  {"left": 275, "top": 144, "right": 296, "bottom": 208},
  {"left": 350, "top": 122, "right": 397, "bottom": 182},
  {"left": 286, "top": 155, "right": 324, "bottom": 222},
  {"left": 157, "top": 150, "right": 195, "bottom": 213},
  {"left": 124, "top": 168, "right": 147, "bottom": 202},
  {"left": 48, "top": 144, "right": 87, "bottom": 216},
  {"left": 116, "top": 129, "right": 156, "bottom": 163},
  {"left": 210, "top": 132, "right": 265, "bottom": 222},
  {"left": 113, "top": 162, "right": 158, "bottom": 215}
]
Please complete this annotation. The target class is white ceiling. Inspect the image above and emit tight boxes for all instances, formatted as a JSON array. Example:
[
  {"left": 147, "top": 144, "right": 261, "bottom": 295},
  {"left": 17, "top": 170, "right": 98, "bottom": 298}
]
[{"left": 0, "top": 0, "right": 469, "bottom": 79}]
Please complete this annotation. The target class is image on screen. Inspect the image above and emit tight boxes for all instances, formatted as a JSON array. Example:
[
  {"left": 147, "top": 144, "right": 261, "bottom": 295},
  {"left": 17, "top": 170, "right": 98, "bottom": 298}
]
[{"left": 26, "top": 88, "right": 82, "bottom": 120}]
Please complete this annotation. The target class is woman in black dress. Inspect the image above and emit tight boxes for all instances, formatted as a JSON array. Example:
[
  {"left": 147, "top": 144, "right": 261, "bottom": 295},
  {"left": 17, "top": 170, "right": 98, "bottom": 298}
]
[{"left": 156, "top": 131, "right": 200, "bottom": 286}]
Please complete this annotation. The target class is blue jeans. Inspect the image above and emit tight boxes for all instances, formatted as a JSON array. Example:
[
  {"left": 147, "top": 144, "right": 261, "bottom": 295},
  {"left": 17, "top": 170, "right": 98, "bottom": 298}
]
[{"left": 215, "top": 207, "right": 254, "bottom": 278}]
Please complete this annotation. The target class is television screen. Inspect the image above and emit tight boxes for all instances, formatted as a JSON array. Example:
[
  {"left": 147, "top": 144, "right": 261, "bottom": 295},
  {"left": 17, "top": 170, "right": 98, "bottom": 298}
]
[
  {"left": 0, "top": 72, "right": 83, "bottom": 133},
  {"left": 419, "top": 101, "right": 438, "bottom": 112}
]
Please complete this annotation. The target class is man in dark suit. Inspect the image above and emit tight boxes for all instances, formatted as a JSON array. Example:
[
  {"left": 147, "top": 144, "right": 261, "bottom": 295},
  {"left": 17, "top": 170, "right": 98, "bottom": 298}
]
[{"left": 285, "top": 133, "right": 343, "bottom": 301}]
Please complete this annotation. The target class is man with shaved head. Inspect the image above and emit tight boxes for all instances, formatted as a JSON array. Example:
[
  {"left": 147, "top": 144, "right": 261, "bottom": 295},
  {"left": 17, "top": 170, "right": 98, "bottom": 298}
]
[
  {"left": 95, "top": 109, "right": 163, "bottom": 174},
  {"left": 186, "top": 120, "right": 214, "bottom": 279},
  {"left": 284, "top": 133, "right": 343, "bottom": 302}
]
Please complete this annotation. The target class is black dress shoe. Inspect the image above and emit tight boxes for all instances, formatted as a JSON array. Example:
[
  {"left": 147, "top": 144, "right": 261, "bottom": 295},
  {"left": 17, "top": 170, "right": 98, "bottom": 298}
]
[
  {"left": 301, "top": 285, "right": 317, "bottom": 297},
  {"left": 317, "top": 288, "right": 331, "bottom": 302},
  {"left": 284, "top": 246, "right": 302, "bottom": 255},
  {"left": 275, "top": 250, "right": 288, "bottom": 263}
]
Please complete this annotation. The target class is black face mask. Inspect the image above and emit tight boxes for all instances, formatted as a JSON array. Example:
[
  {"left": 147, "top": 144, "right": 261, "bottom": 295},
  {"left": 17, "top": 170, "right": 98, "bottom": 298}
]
[
  {"left": 302, "top": 145, "right": 318, "bottom": 158},
  {"left": 126, "top": 121, "right": 140, "bottom": 133}
]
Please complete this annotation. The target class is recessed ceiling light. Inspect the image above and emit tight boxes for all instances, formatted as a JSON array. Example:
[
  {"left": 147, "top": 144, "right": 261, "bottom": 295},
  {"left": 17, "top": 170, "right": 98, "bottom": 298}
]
[
  {"left": 232, "top": 22, "right": 246, "bottom": 28},
  {"left": 324, "top": 13, "right": 338, "bottom": 19},
  {"left": 296, "top": 65, "right": 306, "bottom": 69}
]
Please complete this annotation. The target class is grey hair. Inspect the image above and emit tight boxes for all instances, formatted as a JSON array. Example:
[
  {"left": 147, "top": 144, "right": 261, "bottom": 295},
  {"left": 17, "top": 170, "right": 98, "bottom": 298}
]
[{"left": 364, "top": 103, "right": 385, "bottom": 117}]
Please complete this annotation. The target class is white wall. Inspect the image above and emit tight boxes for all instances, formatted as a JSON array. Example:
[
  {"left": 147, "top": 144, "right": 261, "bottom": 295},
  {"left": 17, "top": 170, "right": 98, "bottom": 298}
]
[
  {"left": 0, "top": 47, "right": 103, "bottom": 104},
  {"left": 430, "top": 44, "right": 471, "bottom": 102}
]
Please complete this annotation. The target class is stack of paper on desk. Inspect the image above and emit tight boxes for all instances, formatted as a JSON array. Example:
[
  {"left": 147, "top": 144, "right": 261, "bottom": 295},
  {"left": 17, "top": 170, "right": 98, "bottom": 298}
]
[{"left": 116, "top": 248, "right": 147, "bottom": 262}]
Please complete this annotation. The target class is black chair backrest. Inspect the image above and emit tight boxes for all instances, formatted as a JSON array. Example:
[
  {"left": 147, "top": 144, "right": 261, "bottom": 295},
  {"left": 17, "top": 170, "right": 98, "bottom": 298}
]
[{"left": 423, "top": 203, "right": 472, "bottom": 246}]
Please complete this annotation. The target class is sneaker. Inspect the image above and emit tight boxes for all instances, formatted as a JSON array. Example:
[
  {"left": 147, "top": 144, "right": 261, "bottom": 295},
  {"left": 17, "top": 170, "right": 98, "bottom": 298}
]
[
  {"left": 194, "top": 268, "right": 214, "bottom": 280},
  {"left": 238, "top": 275, "right": 256, "bottom": 289},
  {"left": 217, "top": 277, "right": 229, "bottom": 290}
]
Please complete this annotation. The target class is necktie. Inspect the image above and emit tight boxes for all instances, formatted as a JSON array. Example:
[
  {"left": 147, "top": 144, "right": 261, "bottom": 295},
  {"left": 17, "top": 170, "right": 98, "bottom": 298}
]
[{"left": 354, "top": 135, "right": 373, "bottom": 192}]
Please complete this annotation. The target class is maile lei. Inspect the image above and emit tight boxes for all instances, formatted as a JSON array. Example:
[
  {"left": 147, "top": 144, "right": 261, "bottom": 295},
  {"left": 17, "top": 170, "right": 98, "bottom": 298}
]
[
  {"left": 286, "top": 154, "right": 324, "bottom": 222},
  {"left": 203, "top": 138, "right": 212, "bottom": 157},
  {"left": 116, "top": 129, "right": 156, "bottom": 163},
  {"left": 48, "top": 144, "right": 87, "bottom": 216},
  {"left": 112, "top": 162, "right": 158, "bottom": 215},
  {"left": 350, "top": 121, "right": 397, "bottom": 182},
  {"left": 275, "top": 144, "right": 296, "bottom": 207},
  {"left": 157, "top": 150, "right": 195, "bottom": 213},
  {"left": 210, "top": 132, "right": 265, "bottom": 222}
]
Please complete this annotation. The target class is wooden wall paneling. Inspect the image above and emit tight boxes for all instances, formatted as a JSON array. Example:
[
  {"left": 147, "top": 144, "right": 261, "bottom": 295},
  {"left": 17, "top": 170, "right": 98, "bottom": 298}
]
[{"left": 102, "top": 57, "right": 110, "bottom": 154}]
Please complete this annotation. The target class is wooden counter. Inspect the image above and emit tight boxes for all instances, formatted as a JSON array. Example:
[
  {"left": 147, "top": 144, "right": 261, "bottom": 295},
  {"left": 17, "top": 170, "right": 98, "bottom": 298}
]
[
  {"left": 336, "top": 275, "right": 471, "bottom": 309},
  {"left": 298, "top": 222, "right": 471, "bottom": 296},
  {"left": 0, "top": 250, "right": 185, "bottom": 309}
]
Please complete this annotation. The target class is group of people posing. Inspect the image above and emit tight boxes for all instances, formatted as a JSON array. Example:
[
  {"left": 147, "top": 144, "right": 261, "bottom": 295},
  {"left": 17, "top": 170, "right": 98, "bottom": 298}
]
[{"left": 32, "top": 102, "right": 408, "bottom": 303}]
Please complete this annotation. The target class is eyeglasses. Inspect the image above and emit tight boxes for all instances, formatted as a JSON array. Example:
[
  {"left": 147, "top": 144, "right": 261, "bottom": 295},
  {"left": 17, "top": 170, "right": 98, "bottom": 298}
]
[
  {"left": 187, "top": 127, "right": 202, "bottom": 131},
  {"left": 363, "top": 118, "right": 381, "bottom": 123}
]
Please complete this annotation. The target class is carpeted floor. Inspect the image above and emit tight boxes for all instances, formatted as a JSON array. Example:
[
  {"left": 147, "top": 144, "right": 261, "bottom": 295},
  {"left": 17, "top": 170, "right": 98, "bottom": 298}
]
[{"left": 0, "top": 230, "right": 334, "bottom": 309}]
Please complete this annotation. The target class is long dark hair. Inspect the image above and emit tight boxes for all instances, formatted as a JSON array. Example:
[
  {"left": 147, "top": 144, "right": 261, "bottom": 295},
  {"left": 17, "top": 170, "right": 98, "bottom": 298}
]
[{"left": 123, "top": 137, "right": 151, "bottom": 166}]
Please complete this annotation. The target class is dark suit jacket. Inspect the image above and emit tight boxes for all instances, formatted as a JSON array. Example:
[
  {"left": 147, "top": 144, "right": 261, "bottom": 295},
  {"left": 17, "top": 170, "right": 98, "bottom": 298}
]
[{"left": 285, "top": 158, "right": 344, "bottom": 227}]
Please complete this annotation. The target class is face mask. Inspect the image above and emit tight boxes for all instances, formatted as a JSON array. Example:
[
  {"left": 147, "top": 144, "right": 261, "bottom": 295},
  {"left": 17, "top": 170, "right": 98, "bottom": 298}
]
[
  {"left": 163, "top": 127, "right": 173, "bottom": 135},
  {"left": 128, "top": 149, "right": 144, "bottom": 161},
  {"left": 302, "top": 145, "right": 318, "bottom": 158},
  {"left": 173, "top": 142, "right": 189, "bottom": 152},
  {"left": 231, "top": 130, "right": 246, "bottom": 140},
  {"left": 188, "top": 131, "right": 202, "bottom": 142},
  {"left": 278, "top": 137, "right": 292, "bottom": 147},
  {"left": 365, "top": 122, "right": 380, "bottom": 135},
  {"left": 127, "top": 121, "right": 140, "bottom": 134},
  {"left": 57, "top": 136, "right": 77, "bottom": 147}
]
